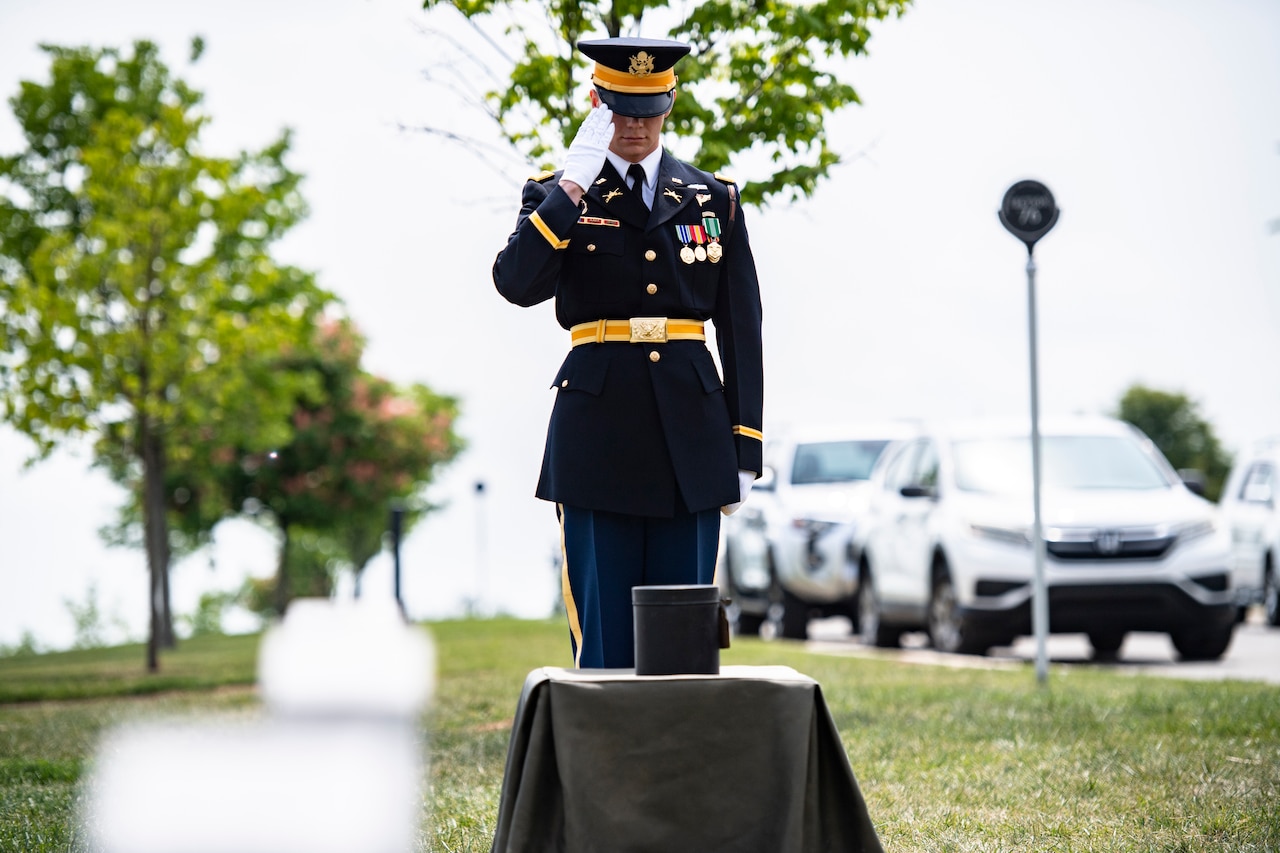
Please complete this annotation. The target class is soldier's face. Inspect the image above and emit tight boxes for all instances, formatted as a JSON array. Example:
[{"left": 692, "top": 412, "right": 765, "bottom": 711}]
[
  {"left": 608, "top": 110, "right": 667, "bottom": 161},
  {"left": 591, "top": 88, "right": 671, "bottom": 162}
]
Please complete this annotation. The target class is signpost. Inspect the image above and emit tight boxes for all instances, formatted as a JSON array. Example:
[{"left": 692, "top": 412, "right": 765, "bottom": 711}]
[
  {"left": 999, "top": 180, "right": 1059, "bottom": 686},
  {"left": 390, "top": 503, "right": 405, "bottom": 618}
]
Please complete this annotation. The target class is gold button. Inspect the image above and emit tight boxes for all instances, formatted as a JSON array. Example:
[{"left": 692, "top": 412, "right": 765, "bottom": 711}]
[
  {"left": 587, "top": 244, "right": 596, "bottom": 252},
  {"left": 649, "top": 351, "right": 661, "bottom": 363},
  {"left": 646, "top": 283, "right": 658, "bottom": 295},
  {"left": 644, "top": 249, "right": 657, "bottom": 261},
  {"left": 561, "top": 380, "right": 569, "bottom": 387}
]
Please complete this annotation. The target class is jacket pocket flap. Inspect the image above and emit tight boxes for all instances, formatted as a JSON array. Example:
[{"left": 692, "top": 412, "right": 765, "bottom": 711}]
[
  {"left": 568, "top": 224, "right": 623, "bottom": 255},
  {"left": 691, "top": 356, "right": 724, "bottom": 394},
  {"left": 551, "top": 354, "right": 610, "bottom": 396}
]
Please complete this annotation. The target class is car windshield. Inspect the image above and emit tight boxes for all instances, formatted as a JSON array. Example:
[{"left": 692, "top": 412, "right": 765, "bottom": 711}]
[
  {"left": 790, "top": 440, "right": 890, "bottom": 485},
  {"left": 952, "top": 435, "right": 1173, "bottom": 494}
]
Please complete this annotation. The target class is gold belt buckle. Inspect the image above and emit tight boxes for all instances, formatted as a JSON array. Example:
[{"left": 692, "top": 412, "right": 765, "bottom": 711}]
[{"left": 629, "top": 317, "right": 668, "bottom": 343}]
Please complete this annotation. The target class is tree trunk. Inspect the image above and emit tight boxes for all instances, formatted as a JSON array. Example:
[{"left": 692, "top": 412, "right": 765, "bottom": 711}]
[
  {"left": 140, "top": 417, "right": 174, "bottom": 668},
  {"left": 159, "top": 533, "right": 175, "bottom": 648},
  {"left": 274, "top": 521, "right": 292, "bottom": 617},
  {"left": 147, "top": 563, "right": 160, "bottom": 673}
]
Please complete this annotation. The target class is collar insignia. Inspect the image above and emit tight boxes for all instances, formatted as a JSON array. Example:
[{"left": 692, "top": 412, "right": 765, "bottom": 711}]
[
  {"left": 663, "top": 188, "right": 683, "bottom": 203},
  {"left": 602, "top": 188, "right": 623, "bottom": 203}
]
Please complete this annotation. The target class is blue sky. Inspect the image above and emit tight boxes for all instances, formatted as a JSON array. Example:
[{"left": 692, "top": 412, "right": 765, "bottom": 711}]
[{"left": 1, "top": 0, "right": 1278, "bottom": 649}]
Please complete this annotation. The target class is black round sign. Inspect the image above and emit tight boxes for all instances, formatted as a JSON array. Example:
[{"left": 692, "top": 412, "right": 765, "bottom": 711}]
[{"left": 999, "top": 180, "right": 1059, "bottom": 252}]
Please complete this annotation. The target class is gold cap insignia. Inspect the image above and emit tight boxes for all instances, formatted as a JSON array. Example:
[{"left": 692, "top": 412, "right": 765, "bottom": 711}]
[{"left": 628, "top": 51, "right": 656, "bottom": 77}]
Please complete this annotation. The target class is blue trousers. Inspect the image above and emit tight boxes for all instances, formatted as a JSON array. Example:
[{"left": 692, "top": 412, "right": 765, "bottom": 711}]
[{"left": 557, "top": 503, "right": 720, "bottom": 669}]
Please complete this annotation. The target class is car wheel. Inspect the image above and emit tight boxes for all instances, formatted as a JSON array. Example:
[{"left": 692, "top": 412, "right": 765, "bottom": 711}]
[
  {"left": 1265, "top": 561, "right": 1280, "bottom": 628},
  {"left": 856, "top": 564, "right": 901, "bottom": 648},
  {"left": 928, "top": 567, "right": 989, "bottom": 656},
  {"left": 1170, "top": 621, "right": 1236, "bottom": 661},
  {"left": 735, "top": 609, "right": 766, "bottom": 636},
  {"left": 721, "top": 546, "right": 767, "bottom": 636},
  {"left": 779, "top": 587, "right": 809, "bottom": 640},
  {"left": 1087, "top": 631, "right": 1126, "bottom": 661}
]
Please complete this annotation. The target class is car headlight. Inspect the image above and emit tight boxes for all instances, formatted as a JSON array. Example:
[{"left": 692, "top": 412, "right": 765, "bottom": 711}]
[
  {"left": 791, "top": 518, "right": 840, "bottom": 537},
  {"left": 967, "top": 523, "right": 1032, "bottom": 548},
  {"left": 791, "top": 519, "right": 844, "bottom": 570},
  {"left": 1172, "top": 519, "right": 1215, "bottom": 545}
]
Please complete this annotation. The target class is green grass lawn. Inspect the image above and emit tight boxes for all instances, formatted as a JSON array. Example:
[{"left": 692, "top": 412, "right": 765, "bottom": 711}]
[{"left": 2, "top": 618, "right": 1277, "bottom": 852}]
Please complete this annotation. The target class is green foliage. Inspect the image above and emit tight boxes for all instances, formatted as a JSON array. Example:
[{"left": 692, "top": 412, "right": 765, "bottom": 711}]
[
  {"left": 0, "top": 632, "right": 42, "bottom": 658},
  {"left": 420, "top": 0, "right": 911, "bottom": 205},
  {"left": 1114, "top": 384, "right": 1234, "bottom": 501},
  {"left": 0, "top": 40, "right": 328, "bottom": 456},
  {"left": 61, "top": 583, "right": 130, "bottom": 649},
  {"left": 179, "top": 589, "right": 238, "bottom": 638},
  {"left": 0, "top": 40, "right": 335, "bottom": 663},
  {"left": 235, "top": 528, "right": 348, "bottom": 619}
]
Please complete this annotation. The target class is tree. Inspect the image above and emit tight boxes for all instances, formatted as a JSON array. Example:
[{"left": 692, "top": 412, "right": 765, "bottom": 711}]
[
  {"left": 0, "top": 40, "right": 332, "bottom": 670},
  {"left": 417, "top": 0, "right": 910, "bottom": 205},
  {"left": 205, "top": 317, "right": 464, "bottom": 616},
  {"left": 1114, "top": 384, "right": 1233, "bottom": 502}
]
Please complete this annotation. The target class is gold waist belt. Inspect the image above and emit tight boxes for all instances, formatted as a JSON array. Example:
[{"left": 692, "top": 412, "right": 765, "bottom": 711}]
[{"left": 569, "top": 318, "right": 705, "bottom": 347}]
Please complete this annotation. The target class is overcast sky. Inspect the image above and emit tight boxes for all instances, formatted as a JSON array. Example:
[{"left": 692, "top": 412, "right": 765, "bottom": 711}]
[{"left": 2, "top": 0, "right": 1277, "bottom": 650}]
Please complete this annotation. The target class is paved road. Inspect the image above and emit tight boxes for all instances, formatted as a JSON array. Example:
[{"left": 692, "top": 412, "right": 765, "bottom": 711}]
[{"left": 802, "top": 608, "right": 1280, "bottom": 685}]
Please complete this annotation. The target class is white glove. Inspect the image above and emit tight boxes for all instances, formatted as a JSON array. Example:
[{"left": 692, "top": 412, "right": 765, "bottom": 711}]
[
  {"left": 560, "top": 105, "right": 614, "bottom": 189},
  {"left": 721, "top": 470, "right": 756, "bottom": 516}
]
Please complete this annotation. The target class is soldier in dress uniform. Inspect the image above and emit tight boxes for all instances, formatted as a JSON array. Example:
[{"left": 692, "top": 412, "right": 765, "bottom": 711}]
[{"left": 493, "top": 37, "right": 764, "bottom": 669}]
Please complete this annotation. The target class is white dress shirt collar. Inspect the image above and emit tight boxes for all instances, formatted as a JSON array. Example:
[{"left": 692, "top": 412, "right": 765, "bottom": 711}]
[{"left": 606, "top": 148, "right": 663, "bottom": 207}]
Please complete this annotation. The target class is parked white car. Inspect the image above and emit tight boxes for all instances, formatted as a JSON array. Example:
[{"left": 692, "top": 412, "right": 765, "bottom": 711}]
[
  {"left": 1218, "top": 437, "right": 1280, "bottom": 626},
  {"left": 855, "top": 416, "right": 1238, "bottom": 660},
  {"left": 718, "top": 422, "right": 917, "bottom": 639}
]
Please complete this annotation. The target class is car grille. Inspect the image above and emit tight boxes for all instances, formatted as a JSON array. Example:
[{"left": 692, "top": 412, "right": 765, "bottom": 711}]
[{"left": 1045, "top": 527, "right": 1175, "bottom": 561}]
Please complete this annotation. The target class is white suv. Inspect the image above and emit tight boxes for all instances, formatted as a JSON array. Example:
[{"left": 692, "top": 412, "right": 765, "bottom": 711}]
[
  {"left": 1219, "top": 437, "right": 1280, "bottom": 626},
  {"left": 855, "top": 416, "right": 1238, "bottom": 660},
  {"left": 718, "top": 423, "right": 917, "bottom": 639}
]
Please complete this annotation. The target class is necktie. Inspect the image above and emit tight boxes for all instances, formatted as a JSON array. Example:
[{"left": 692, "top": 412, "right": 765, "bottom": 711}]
[{"left": 627, "top": 163, "right": 648, "bottom": 208}]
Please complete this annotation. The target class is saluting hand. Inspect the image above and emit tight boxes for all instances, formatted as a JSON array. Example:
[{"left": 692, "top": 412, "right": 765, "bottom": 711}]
[{"left": 561, "top": 104, "right": 615, "bottom": 193}]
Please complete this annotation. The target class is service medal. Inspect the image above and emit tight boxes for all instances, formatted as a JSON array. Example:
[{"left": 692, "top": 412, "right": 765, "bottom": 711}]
[
  {"left": 688, "top": 224, "right": 709, "bottom": 262},
  {"left": 703, "top": 214, "right": 723, "bottom": 262},
  {"left": 675, "top": 224, "right": 697, "bottom": 264}
]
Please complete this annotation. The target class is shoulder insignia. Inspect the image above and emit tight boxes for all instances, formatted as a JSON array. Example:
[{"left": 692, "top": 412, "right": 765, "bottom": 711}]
[
  {"left": 530, "top": 170, "right": 557, "bottom": 183},
  {"left": 714, "top": 172, "right": 737, "bottom": 185}
]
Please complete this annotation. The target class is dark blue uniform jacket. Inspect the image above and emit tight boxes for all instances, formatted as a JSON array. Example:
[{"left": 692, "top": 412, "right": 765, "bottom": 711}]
[{"left": 494, "top": 152, "right": 763, "bottom": 517}]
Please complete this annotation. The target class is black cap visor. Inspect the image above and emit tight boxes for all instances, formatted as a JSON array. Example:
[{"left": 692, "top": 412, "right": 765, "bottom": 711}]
[{"left": 596, "top": 87, "right": 674, "bottom": 119}]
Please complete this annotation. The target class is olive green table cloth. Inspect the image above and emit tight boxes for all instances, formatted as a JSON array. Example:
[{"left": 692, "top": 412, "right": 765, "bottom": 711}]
[{"left": 490, "top": 665, "right": 884, "bottom": 853}]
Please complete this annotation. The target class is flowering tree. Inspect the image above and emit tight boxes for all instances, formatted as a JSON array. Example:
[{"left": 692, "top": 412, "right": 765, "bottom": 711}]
[{"left": 209, "top": 317, "right": 464, "bottom": 614}]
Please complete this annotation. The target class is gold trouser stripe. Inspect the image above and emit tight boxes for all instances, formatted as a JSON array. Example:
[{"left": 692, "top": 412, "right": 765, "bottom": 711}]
[
  {"left": 529, "top": 211, "right": 569, "bottom": 250},
  {"left": 557, "top": 504, "right": 584, "bottom": 668},
  {"left": 569, "top": 319, "right": 705, "bottom": 347},
  {"left": 733, "top": 425, "right": 764, "bottom": 442}
]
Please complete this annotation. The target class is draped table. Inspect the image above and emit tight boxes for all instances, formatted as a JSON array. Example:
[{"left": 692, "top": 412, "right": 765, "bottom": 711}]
[{"left": 489, "top": 665, "right": 884, "bottom": 853}]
